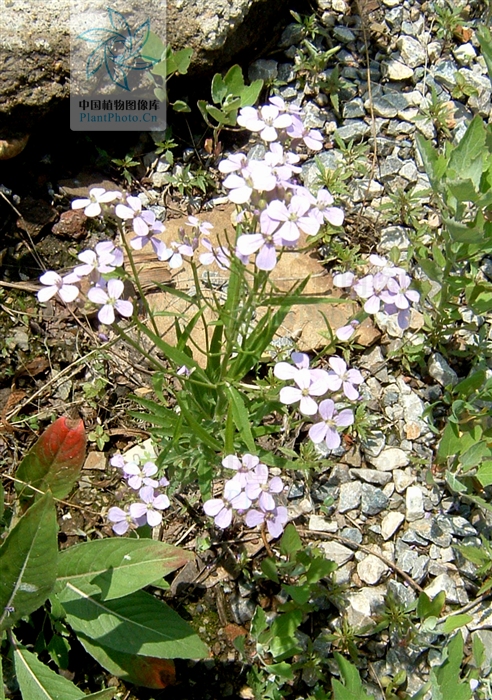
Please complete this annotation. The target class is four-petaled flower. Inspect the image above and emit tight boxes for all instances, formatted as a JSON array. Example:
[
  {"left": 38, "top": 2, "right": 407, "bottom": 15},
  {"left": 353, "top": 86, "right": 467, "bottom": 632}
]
[
  {"left": 279, "top": 367, "right": 330, "bottom": 416},
  {"left": 309, "top": 399, "right": 355, "bottom": 450},
  {"left": 38, "top": 271, "right": 80, "bottom": 303},
  {"left": 203, "top": 481, "right": 252, "bottom": 529},
  {"left": 326, "top": 356, "right": 364, "bottom": 400},
  {"left": 129, "top": 486, "right": 170, "bottom": 527},
  {"left": 87, "top": 278, "right": 134, "bottom": 324},
  {"left": 71, "top": 187, "right": 121, "bottom": 217}
]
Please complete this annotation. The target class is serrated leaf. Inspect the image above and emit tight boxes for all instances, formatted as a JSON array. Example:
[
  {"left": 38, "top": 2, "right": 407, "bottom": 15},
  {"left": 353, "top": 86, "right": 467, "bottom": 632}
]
[
  {"left": 435, "top": 632, "right": 472, "bottom": 700},
  {"left": 332, "top": 652, "right": 375, "bottom": 699},
  {"left": 73, "top": 636, "right": 175, "bottom": 690},
  {"left": 477, "top": 460, "right": 492, "bottom": 487},
  {"left": 56, "top": 539, "right": 193, "bottom": 601},
  {"left": 0, "top": 493, "right": 57, "bottom": 631},
  {"left": 250, "top": 606, "right": 268, "bottom": 639},
  {"left": 59, "top": 585, "right": 208, "bottom": 659},
  {"left": 15, "top": 417, "right": 86, "bottom": 503},
  {"left": 13, "top": 638, "right": 115, "bottom": 699},
  {"left": 448, "top": 116, "right": 485, "bottom": 179}
]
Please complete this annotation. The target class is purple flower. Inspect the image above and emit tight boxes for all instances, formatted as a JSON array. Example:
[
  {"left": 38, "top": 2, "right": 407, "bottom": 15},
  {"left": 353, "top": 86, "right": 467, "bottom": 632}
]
[
  {"left": 203, "top": 480, "right": 252, "bottom": 529},
  {"left": 71, "top": 187, "right": 121, "bottom": 217},
  {"left": 264, "top": 195, "right": 320, "bottom": 240},
  {"left": 108, "top": 506, "right": 134, "bottom": 535},
  {"left": 333, "top": 271, "right": 356, "bottom": 288},
  {"left": 38, "top": 271, "right": 80, "bottom": 303},
  {"left": 335, "top": 320, "right": 360, "bottom": 341},
  {"left": 381, "top": 272, "right": 420, "bottom": 310},
  {"left": 245, "top": 505, "right": 289, "bottom": 538},
  {"left": 222, "top": 161, "right": 276, "bottom": 204},
  {"left": 87, "top": 278, "right": 134, "bottom": 325},
  {"left": 311, "top": 189, "right": 344, "bottom": 227},
  {"left": 236, "top": 230, "right": 286, "bottom": 271},
  {"left": 223, "top": 454, "right": 261, "bottom": 488},
  {"left": 123, "top": 461, "right": 159, "bottom": 490},
  {"left": 186, "top": 216, "right": 214, "bottom": 235},
  {"left": 130, "top": 210, "right": 167, "bottom": 259},
  {"left": 354, "top": 273, "right": 389, "bottom": 314},
  {"left": 115, "top": 195, "right": 142, "bottom": 220},
  {"left": 199, "top": 238, "right": 230, "bottom": 270},
  {"left": 308, "top": 399, "right": 354, "bottom": 450},
  {"left": 325, "top": 357, "right": 364, "bottom": 400},
  {"left": 245, "top": 466, "right": 284, "bottom": 511},
  {"left": 129, "top": 486, "right": 170, "bottom": 527},
  {"left": 286, "top": 115, "right": 323, "bottom": 150},
  {"left": 73, "top": 241, "right": 123, "bottom": 279},
  {"left": 279, "top": 368, "right": 330, "bottom": 416}
]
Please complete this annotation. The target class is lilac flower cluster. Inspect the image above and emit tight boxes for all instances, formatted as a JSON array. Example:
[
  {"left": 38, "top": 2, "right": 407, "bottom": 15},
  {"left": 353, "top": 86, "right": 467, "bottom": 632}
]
[
  {"left": 274, "top": 352, "right": 361, "bottom": 451},
  {"left": 333, "top": 255, "right": 420, "bottom": 341},
  {"left": 107, "top": 453, "right": 170, "bottom": 534},
  {"left": 203, "top": 453, "right": 288, "bottom": 538},
  {"left": 218, "top": 97, "right": 344, "bottom": 271}
]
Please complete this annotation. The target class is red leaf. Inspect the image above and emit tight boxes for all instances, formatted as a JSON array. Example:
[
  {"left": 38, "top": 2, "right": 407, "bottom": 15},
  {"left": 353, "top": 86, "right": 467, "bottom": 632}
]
[
  {"left": 124, "top": 656, "right": 176, "bottom": 689},
  {"left": 16, "top": 417, "right": 86, "bottom": 503}
]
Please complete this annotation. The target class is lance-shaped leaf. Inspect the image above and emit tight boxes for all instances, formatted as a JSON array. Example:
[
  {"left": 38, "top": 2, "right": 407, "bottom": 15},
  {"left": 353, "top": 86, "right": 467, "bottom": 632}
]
[
  {"left": 0, "top": 493, "right": 57, "bottom": 632},
  {"left": 13, "top": 638, "right": 115, "bottom": 699},
  {"left": 56, "top": 539, "right": 193, "bottom": 600},
  {"left": 58, "top": 584, "right": 209, "bottom": 660},
  {"left": 73, "top": 636, "right": 176, "bottom": 689},
  {"left": 16, "top": 417, "right": 86, "bottom": 503}
]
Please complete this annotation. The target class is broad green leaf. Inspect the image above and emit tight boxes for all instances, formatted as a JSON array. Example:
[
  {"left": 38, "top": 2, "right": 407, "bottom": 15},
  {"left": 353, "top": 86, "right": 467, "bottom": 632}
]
[
  {"left": 15, "top": 417, "right": 86, "bottom": 503},
  {"left": 279, "top": 524, "right": 302, "bottom": 556},
  {"left": 440, "top": 614, "right": 473, "bottom": 634},
  {"left": 211, "top": 73, "right": 227, "bottom": 104},
  {"left": 437, "top": 421, "right": 461, "bottom": 461},
  {"left": 0, "top": 493, "right": 57, "bottom": 631},
  {"left": 154, "top": 86, "right": 167, "bottom": 102},
  {"left": 13, "top": 640, "right": 115, "bottom": 700},
  {"left": 415, "top": 133, "right": 445, "bottom": 190},
  {"left": 332, "top": 652, "right": 375, "bottom": 700},
  {"left": 59, "top": 585, "right": 208, "bottom": 659},
  {"left": 56, "top": 539, "right": 193, "bottom": 600},
  {"left": 206, "top": 104, "right": 237, "bottom": 126},
  {"left": 267, "top": 662, "right": 294, "bottom": 680},
  {"left": 269, "top": 610, "right": 303, "bottom": 661},
  {"left": 448, "top": 116, "right": 485, "bottom": 178},
  {"left": 240, "top": 79, "right": 264, "bottom": 107},
  {"left": 172, "top": 47, "right": 193, "bottom": 74},
  {"left": 261, "top": 556, "right": 279, "bottom": 583},
  {"left": 454, "top": 370, "right": 486, "bottom": 396},
  {"left": 444, "top": 217, "right": 483, "bottom": 244},
  {"left": 173, "top": 100, "right": 191, "bottom": 112},
  {"left": 447, "top": 178, "right": 479, "bottom": 202},
  {"left": 283, "top": 584, "right": 311, "bottom": 606},
  {"left": 459, "top": 441, "right": 490, "bottom": 471},
  {"left": 305, "top": 557, "right": 337, "bottom": 583},
  {"left": 466, "top": 283, "right": 492, "bottom": 315},
  {"left": 140, "top": 31, "right": 165, "bottom": 62},
  {"left": 434, "top": 632, "right": 472, "bottom": 700},
  {"left": 417, "top": 591, "right": 445, "bottom": 620},
  {"left": 223, "top": 64, "right": 244, "bottom": 95},
  {"left": 72, "top": 637, "right": 176, "bottom": 690},
  {"left": 477, "top": 460, "right": 492, "bottom": 487}
]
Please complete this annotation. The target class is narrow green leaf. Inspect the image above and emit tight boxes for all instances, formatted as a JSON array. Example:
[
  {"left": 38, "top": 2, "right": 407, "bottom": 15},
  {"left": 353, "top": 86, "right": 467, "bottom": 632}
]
[
  {"left": 0, "top": 481, "right": 4, "bottom": 522},
  {"left": 0, "top": 493, "right": 57, "bottom": 631},
  {"left": 0, "top": 656, "right": 4, "bottom": 700},
  {"left": 175, "top": 396, "right": 222, "bottom": 451},
  {"left": 59, "top": 585, "right": 208, "bottom": 659},
  {"left": 13, "top": 640, "right": 91, "bottom": 700},
  {"left": 477, "top": 26, "right": 492, "bottom": 83},
  {"left": 57, "top": 539, "right": 193, "bottom": 600},
  {"left": 437, "top": 421, "right": 461, "bottom": 461},
  {"left": 226, "top": 386, "right": 256, "bottom": 453}
]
